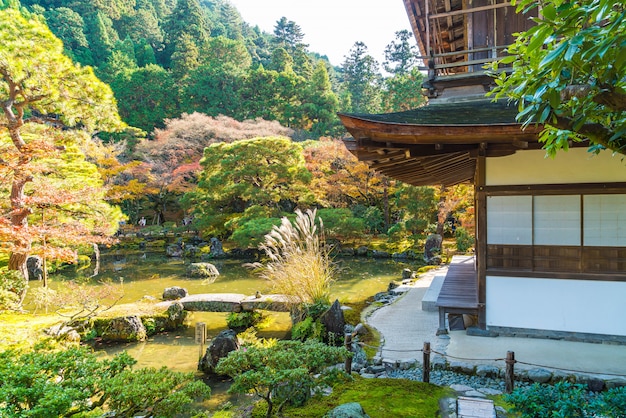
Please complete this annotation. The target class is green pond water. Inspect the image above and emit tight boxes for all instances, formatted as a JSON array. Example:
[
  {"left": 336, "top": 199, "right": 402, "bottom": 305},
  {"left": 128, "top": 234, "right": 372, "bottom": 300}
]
[{"left": 31, "top": 250, "right": 421, "bottom": 410}]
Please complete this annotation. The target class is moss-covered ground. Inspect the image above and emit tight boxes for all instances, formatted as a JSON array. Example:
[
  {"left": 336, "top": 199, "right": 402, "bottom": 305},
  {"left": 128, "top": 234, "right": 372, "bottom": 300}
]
[{"left": 277, "top": 376, "right": 453, "bottom": 417}]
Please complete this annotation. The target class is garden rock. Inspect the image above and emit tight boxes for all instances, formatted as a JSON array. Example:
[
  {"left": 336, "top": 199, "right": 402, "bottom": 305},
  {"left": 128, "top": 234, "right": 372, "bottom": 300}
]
[
  {"left": 341, "top": 247, "right": 356, "bottom": 256},
  {"left": 476, "top": 365, "right": 500, "bottom": 378},
  {"left": 587, "top": 378, "right": 605, "bottom": 392},
  {"left": 319, "top": 299, "right": 345, "bottom": 344},
  {"left": 164, "top": 301, "right": 187, "bottom": 328},
  {"left": 27, "top": 255, "right": 43, "bottom": 281},
  {"left": 162, "top": 286, "right": 188, "bottom": 300},
  {"left": 401, "top": 268, "right": 414, "bottom": 280},
  {"left": 424, "top": 234, "right": 442, "bottom": 263},
  {"left": 527, "top": 368, "right": 553, "bottom": 383},
  {"left": 356, "top": 246, "right": 369, "bottom": 256},
  {"left": 392, "top": 250, "right": 419, "bottom": 260},
  {"left": 325, "top": 402, "right": 370, "bottom": 418},
  {"left": 450, "top": 361, "right": 475, "bottom": 374},
  {"left": 46, "top": 324, "right": 81, "bottom": 343},
  {"left": 209, "top": 237, "right": 226, "bottom": 258},
  {"left": 186, "top": 262, "right": 220, "bottom": 279},
  {"left": 478, "top": 388, "right": 503, "bottom": 396},
  {"left": 450, "top": 384, "right": 474, "bottom": 394},
  {"left": 166, "top": 243, "right": 183, "bottom": 257},
  {"left": 371, "top": 250, "right": 390, "bottom": 258},
  {"left": 199, "top": 329, "right": 240, "bottom": 374},
  {"left": 100, "top": 315, "right": 147, "bottom": 342}
]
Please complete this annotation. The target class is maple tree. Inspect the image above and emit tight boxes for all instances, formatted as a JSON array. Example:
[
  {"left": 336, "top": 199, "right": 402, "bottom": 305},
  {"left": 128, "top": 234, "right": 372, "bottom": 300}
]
[
  {"left": 0, "top": 8, "right": 123, "bottom": 303},
  {"left": 303, "top": 138, "right": 388, "bottom": 209},
  {"left": 134, "top": 113, "right": 294, "bottom": 224}
]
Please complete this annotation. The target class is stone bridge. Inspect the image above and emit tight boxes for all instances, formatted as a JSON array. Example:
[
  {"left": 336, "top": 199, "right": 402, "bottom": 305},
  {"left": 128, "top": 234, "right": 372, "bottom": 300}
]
[{"left": 158, "top": 293, "right": 295, "bottom": 312}]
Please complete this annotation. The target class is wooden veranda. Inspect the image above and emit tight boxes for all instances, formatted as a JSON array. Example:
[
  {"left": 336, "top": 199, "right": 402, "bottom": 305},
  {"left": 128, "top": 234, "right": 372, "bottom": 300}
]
[{"left": 436, "top": 255, "right": 479, "bottom": 335}]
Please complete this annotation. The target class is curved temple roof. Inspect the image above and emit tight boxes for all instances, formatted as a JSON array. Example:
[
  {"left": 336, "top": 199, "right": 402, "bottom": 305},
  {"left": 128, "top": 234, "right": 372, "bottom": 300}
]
[{"left": 339, "top": 99, "right": 543, "bottom": 186}]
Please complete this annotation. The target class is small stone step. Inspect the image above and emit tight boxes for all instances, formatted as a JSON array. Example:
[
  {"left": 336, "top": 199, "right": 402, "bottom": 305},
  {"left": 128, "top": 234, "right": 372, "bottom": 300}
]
[
  {"left": 457, "top": 396, "right": 496, "bottom": 418},
  {"left": 422, "top": 275, "right": 445, "bottom": 311}
]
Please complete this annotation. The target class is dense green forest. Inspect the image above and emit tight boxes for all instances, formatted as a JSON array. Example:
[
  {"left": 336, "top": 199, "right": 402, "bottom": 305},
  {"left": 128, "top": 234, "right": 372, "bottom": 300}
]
[
  {"left": 11, "top": 0, "right": 426, "bottom": 134},
  {"left": 0, "top": 0, "right": 474, "bottom": 300}
]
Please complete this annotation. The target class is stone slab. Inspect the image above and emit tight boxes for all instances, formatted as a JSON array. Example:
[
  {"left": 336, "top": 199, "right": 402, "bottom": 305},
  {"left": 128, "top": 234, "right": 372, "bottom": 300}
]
[
  {"left": 422, "top": 275, "right": 445, "bottom": 311},
  {"left": 457, "top": 397, "right": 496, "bottom": 418},
  {"left": 240, "top": 294, "right": 295, "bottom": 312},
  {"left": 179, "top": 293, "right": 246, "bottom": 312}
]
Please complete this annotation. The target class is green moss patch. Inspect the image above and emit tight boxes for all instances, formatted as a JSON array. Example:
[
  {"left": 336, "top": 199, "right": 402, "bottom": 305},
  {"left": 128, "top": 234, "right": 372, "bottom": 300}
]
[{"left": 280, "top": 376, "right": 453, "bottom": 417}]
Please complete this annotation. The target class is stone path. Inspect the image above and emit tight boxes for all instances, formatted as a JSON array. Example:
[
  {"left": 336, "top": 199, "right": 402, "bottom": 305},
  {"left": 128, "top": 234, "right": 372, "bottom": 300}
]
[{"left": 367, "top": 266, "right": 448, "bottom": 361}]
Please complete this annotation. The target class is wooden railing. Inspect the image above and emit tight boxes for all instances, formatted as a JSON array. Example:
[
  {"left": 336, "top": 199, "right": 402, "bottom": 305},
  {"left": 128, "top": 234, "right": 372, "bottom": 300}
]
[{"left": 417, "top": 0, "right": 517, "bottom": 78}]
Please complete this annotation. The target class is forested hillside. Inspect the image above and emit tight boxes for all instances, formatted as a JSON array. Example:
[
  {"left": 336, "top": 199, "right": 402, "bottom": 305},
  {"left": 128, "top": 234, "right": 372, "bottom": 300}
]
[
  {"left": 9, "top": 0, "right": 426, "bottom": 135},
  {"left": 0, "top": 0, "right": 474, "bottom": 280}
]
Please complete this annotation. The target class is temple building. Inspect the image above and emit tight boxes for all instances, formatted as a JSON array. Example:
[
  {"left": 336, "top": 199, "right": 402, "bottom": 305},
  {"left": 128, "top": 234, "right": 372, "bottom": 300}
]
[{"left": 339, "top": 0, "right": 626, "bottom": 342}]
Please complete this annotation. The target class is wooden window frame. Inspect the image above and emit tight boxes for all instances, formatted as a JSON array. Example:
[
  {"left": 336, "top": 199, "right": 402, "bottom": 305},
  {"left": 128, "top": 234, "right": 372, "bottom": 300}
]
[{"left": 483, "top": 183, "right": 626, "bottom": 282}]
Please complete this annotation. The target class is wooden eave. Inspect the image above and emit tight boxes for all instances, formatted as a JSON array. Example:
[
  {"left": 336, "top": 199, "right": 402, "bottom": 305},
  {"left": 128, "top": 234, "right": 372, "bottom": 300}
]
[{"left": 339, "top": 112, "right": 543, "bottom": 187}]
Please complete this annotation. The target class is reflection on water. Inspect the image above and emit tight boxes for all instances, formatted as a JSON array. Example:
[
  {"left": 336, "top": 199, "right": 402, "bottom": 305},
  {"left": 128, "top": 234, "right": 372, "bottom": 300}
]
[
  {"left": 41, "top": 250, "right": 415, "bottom": 308},
  {"left": 30, "top": 250, "right": 420, "bottom": 409}
]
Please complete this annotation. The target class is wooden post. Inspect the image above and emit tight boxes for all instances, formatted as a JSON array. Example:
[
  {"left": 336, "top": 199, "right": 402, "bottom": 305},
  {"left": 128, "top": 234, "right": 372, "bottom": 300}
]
[
  {"left": 195, "top": 322, "right": 206, "bottom": 361},
  {"left": 505, "top": 351, "right": 515, "bottom": 393},
  {"left": 344, "top": 333, "right": 353, "bottom": 375},
  {"left": 423, "top": 342, "right": 431, "bottom": 383}
]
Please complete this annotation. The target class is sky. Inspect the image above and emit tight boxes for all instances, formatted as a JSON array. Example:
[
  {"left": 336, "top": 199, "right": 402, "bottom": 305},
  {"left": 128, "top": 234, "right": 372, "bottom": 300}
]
[{"left": 228, "top": 0, "right": 413, "bottom": 67}]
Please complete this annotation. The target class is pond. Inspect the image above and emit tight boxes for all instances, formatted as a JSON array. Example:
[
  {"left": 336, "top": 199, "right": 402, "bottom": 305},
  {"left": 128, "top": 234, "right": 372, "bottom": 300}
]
[{"left": 28, "top": 250, "right": 421, "bottom": 410}]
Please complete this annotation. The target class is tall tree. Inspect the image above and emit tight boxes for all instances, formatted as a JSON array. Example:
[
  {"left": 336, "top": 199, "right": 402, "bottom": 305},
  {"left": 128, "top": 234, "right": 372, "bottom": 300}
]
[
  {"left": 43, "top": 7, "right": 92, "bottom": 64},
  {"left": 84, "top": 11, "right": 118, "bottom": 65},
  {"left": 161, "top": 0, "right": 209, "bottom": 67},
  {"left": 273, "top": 17, "right": 307, "bottom": 53},
  {"left": 0, "top": 8, "right": 123, "bottom": 299},
  {"left": 491, "top": 0, "right": 626, "bottom": 156},
  {"left": 110, "top": 64, "right": 179, "bottom": 131},
  {"left": 383, "top": 29, "right": 419, "bottom": 75},
  {"left": 241, "top": 66, "right": 281, "bottom": 121},
  {"left": 181, "top": 64, "right": 245, "bottom": 117},
  {"left": 170, "top": 32, "right": 200, "bottom": 78},
  {"left": 381, "top": 67, "right": 426, "bottom": 112},
  {"left": 341, "top": 41, "right": 382, "bottom": 113},
  {"left": 300, "top": 61, "right": 340, "bottom": 136},
  {"left": 116, "top": 6, "right": 163, "bottom": 50}
]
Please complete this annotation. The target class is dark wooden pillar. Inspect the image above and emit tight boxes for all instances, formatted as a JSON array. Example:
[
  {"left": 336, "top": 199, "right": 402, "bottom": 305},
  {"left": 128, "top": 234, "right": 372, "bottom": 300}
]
[{"left": 476, "top": 145, "right": 487, "bottom": 329}]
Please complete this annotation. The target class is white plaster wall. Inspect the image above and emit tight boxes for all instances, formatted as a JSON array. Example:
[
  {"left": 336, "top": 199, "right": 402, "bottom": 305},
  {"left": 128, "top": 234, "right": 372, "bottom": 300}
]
[
  {"left": 486, "top": 148, "right": 626, "bottom": 186},
  {"left": 486, "top": 276, "right": 626, "bottom": 336}
]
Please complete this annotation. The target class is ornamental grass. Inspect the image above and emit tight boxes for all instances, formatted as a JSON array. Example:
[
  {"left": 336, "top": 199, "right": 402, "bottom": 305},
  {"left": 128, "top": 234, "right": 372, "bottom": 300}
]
[{"left": 249, "top": 209, "right": 337, "bottom": 306}]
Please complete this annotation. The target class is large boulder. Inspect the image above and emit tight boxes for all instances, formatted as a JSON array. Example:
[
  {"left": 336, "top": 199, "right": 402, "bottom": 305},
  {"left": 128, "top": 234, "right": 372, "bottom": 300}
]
[
  {"left": 166, "top": 243, "right": 183, "bottom": 257},
  {"left": 325, "top": 402, "right": 370, "bottom": 418},
  {"left": 162, "top": 301, "right": 187, "bottom": 329},
  {"left": 199, "top": 329, "right": 240, "bottom": 374},
  {"left": 163, "top": 286, "right": 188, "bottom": 300},
  {"left": 424, "top": 234, "right": 443, "bottom": 264},
  {"left": 27, "top": 256, "right": 43, "bottom": 281},
  {"left": 186, "top": 262, "right": 220, "bottom": 279},
  {"left": 99, "top": 315, "right": 147, "bottom": 342},
  {"left": 319, "top": 299, "right": 345, "bottom": 345},
  {"left": 209, "top": 237, "right": 226, "bottom": 258}
]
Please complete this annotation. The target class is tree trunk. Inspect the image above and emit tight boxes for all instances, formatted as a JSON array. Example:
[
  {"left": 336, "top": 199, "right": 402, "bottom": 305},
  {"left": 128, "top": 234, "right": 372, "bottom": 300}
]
[
  {"left": 5, "top": 104, "right": 33, "bottom": 304},
  {"left": 436, "top": 185, "right": 447, "bottom": 237},
  {"left": 383, "top": 178, "right": 390, "bottom": 231}
]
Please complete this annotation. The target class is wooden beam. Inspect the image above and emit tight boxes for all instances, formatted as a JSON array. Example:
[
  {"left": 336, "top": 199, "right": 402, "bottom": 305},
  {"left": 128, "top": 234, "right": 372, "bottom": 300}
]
[{"left": 430, "top": 1, "right": 512, "bottom": 19}]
